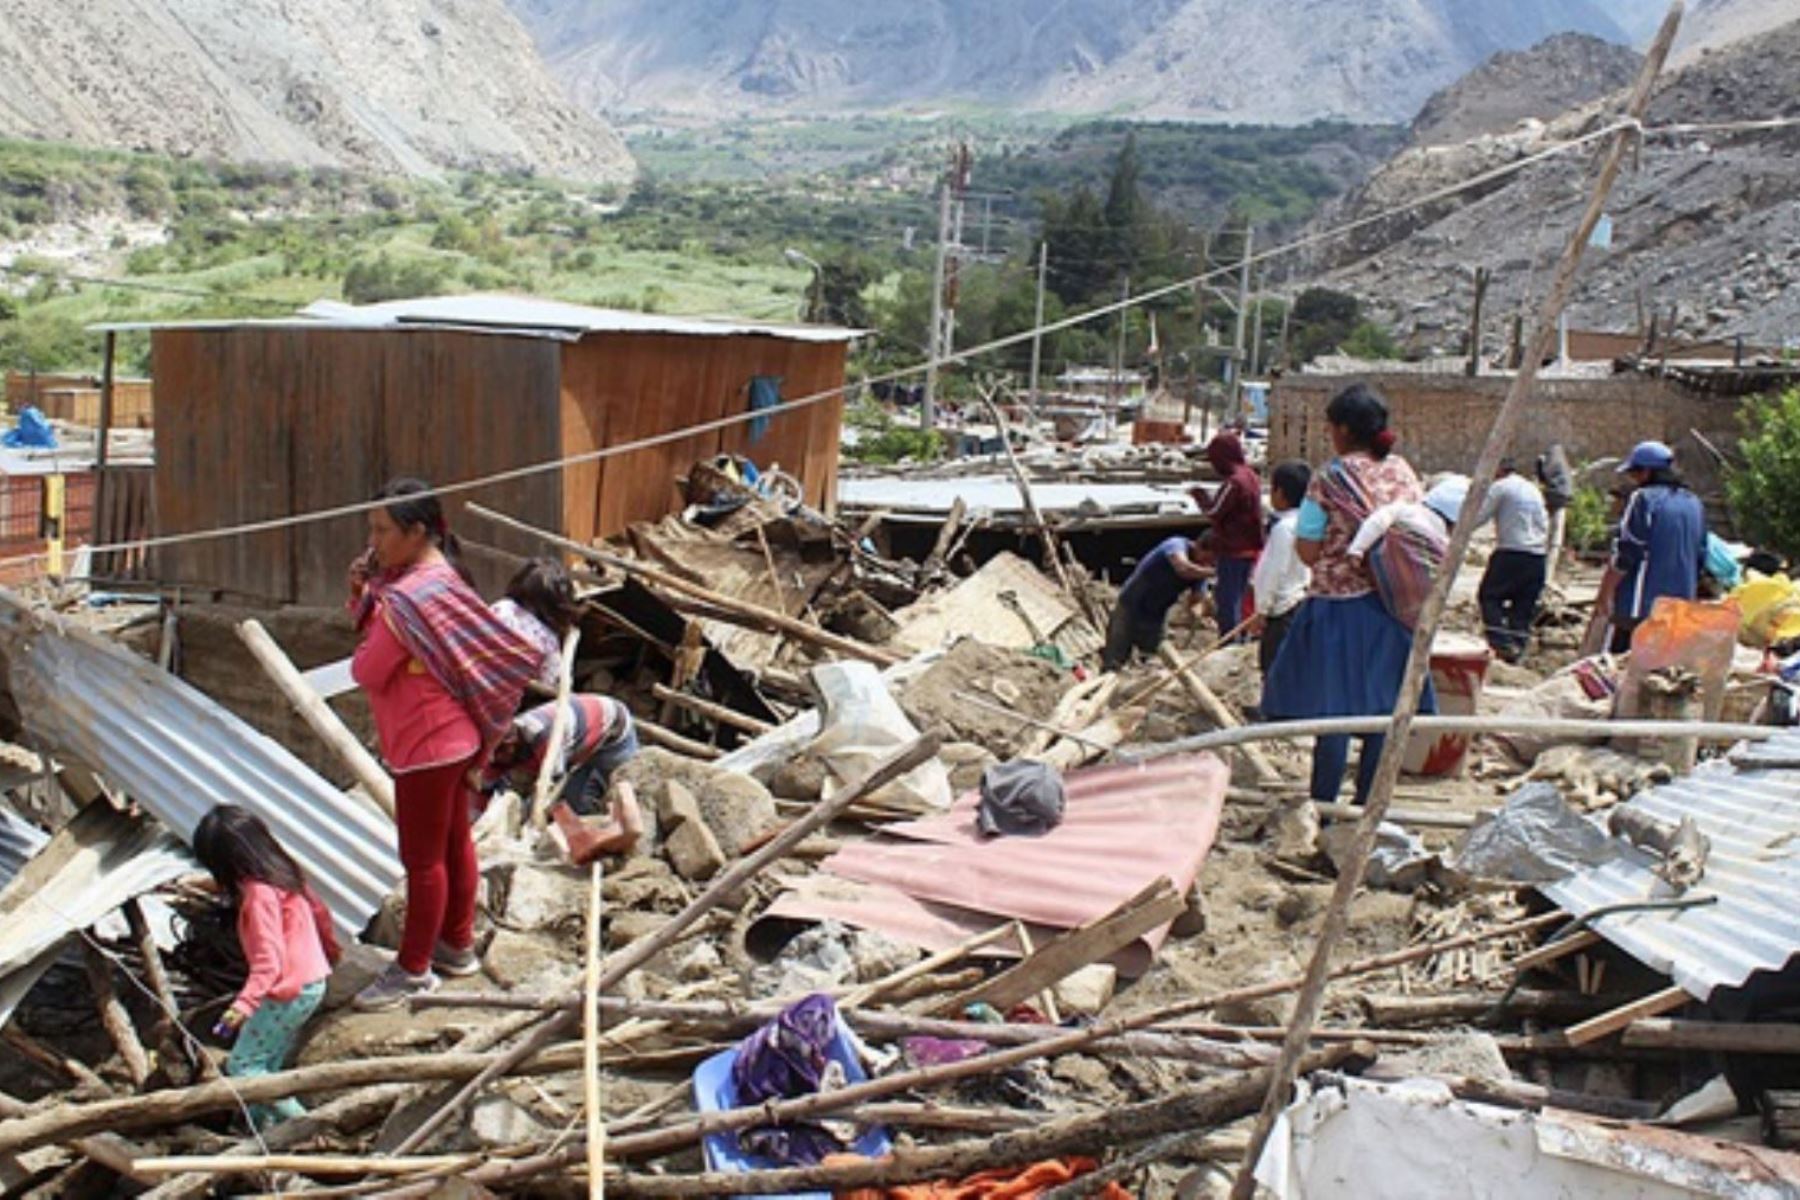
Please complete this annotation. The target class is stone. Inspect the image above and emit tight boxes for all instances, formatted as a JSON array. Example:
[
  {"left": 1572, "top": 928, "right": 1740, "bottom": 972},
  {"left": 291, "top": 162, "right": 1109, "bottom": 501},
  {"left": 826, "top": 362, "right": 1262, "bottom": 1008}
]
[
  {"left": 616, "top": 748, "right": 779, "bottom": 858},
  {"left": 657, "top": 778, "right": 704, "bottom": 832},
  {"left": 482, "top": 928, "right": 577, "bottom": 992},
  {"left": 766, "top": 754, "right": 828, "bottom": 802},
  {"left": 322, "top": 942, "right": 390, "bottom": 1010},
  {"left": 1264, "top": 797, "right": 1321, "bottom": 861},
  {"left": 468, "top": 1095, "right": 551, "bottom": 1150},
  {"left": 604, "top": 855, "right": 686, "bottom": 912},
  {"left": 1052, "top": 964, "right": 1118, "bottom": 1016},
  {"left": 492, "top": 860, "right": 587, "bottom": 934},
  {"left": 1050, "top": 1054, "right": 1113, "bottom": 1095},
  {"left": 1213, "top": 955, "right": 1301, "bottom": 1027},
  {"left": 675, "top": 940, "right": 723, "bottom": 982},
  {"left": 664, "top": 815, "right": 726, "bottom": 882},
  {"left": 939, "top": 741, "right": 999, "bottom": 795},
  {"left": 607, "top": 910, "right": 671, "bottom": 949},
  {"left": 1170, "top": 882, "right": 1208, "bottom": 938},
  {"left": 1381, "top": 1032, "right": 1510, "bottom": 1084}
]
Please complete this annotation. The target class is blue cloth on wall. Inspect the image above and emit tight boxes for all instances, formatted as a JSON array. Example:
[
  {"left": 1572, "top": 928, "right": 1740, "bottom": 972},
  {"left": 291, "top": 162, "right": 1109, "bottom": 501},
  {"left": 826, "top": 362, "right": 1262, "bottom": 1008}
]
[
  {"left": 2, "top": 406, "right": 57, "bottom": 449},
  {"left": 749, "top": 376, "right": 782, "bottom": 443}
]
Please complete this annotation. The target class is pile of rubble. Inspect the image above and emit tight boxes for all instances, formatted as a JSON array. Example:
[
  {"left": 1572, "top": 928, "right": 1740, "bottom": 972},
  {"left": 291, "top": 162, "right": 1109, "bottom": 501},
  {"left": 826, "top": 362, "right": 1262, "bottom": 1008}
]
[{"left": 0, "top": 463, "right": 1798, "bottom": 1198}]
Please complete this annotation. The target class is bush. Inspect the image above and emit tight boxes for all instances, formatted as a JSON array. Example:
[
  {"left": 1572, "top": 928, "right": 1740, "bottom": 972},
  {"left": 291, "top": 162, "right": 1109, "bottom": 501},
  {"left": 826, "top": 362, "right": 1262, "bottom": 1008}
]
[
  {"left": 1727, "top": 387, "right": 1800, "bottom": 562},
  {"left": 1340, "top": 319, "right": 1399, "bottom": 360},
  {"left": 1565, "top": 484, "right": 1613, "bottom": 554},
  {"left": 341, "top": 253, "right": 453, "bottom": 304}
]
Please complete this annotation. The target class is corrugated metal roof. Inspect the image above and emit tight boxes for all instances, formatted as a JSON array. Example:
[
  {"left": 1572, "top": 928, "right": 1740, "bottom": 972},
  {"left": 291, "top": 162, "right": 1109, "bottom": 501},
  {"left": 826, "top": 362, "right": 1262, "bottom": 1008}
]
[
  {"left": 837, "top": 477, "right": 1198, "bottom": 518},
  {"left": 1541, "top": 725, "right": 1800, "bottom": 1001},
  {"left": 90, "top": 293, "right": 860, "bottom": 345},
  {"left": 0, "top": 809, "right": 48, "bottom": 883},
  {"left": 0, "top": 593, "right": 401, "bottom": 936},
  {"left": 784, "top": 753, "right": 1226, "bottom": 976}
]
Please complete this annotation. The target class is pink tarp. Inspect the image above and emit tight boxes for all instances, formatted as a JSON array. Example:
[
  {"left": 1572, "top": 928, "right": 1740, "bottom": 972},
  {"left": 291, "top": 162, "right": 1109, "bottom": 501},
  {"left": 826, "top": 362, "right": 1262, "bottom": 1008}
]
[{"left": 761, "top": 753, "right": 1228, "bottom": 976}]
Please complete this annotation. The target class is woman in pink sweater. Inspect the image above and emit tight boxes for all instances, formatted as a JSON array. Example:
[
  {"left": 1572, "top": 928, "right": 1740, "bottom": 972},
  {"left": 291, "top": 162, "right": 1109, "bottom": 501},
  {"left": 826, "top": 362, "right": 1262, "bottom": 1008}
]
[
  {"left": 195, "top": 806, "right": 339, "bottom": 1130},
  {"left": 349, "top": 479, "right": 536, "bottom": 1010}
]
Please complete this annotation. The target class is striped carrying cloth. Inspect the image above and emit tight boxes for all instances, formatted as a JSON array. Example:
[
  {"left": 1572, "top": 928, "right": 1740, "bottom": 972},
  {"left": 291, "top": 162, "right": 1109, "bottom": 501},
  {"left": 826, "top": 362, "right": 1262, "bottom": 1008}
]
[{"left": 357, "top": 559, "right": 537, "bottom": 751}]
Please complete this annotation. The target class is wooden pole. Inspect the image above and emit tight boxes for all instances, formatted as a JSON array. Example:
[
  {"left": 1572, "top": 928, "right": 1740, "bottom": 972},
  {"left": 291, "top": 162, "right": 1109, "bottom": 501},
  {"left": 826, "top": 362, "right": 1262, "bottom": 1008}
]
[
  {"left": 1624, "top": 1019, "right": 1800, "bottom": 1054},
  {"left": 92, "top": 331, "right": 116, "bottom": 560},
  {"left": 390, "top": 734, "right": 943, "bottom": 1156},
  {"left": 634, "top": 718, "right": 722, "bottom": 761},
  {"left": 531, "top": 628, "right": 583, "bottom": 832},
  {"left": 1127, "top": 713, "right": 1774, "bottom": 760},
  {"left": 1229, "top": 11, "right": 1686, "bottom": 1192},
  {"left": 977, "top": 390, "right": 1095, "bottom": 627},
  {"left": 124, "top": 899, "right": 216, "bottom": 1083},
  {"left": 1155, "top": 644, "right": 1282, "bottom": 784},
  {"left": 463, "top": 504, "right": 902, "bottom": 667},
  {"left": 584, "top": 860, "right": 605, "bottom": 1200},
  {"left": 1465, "top": 266, "right": 1490, "bottom": 377},
  {"left": 82, "top": 940, "right": 151, "bottom": 1088},
  {"left": 236, "top": 619, "right": 394, "bottom": 819},
  {"left": 649, "top": 685, "right": 774, "bottom": 736}
]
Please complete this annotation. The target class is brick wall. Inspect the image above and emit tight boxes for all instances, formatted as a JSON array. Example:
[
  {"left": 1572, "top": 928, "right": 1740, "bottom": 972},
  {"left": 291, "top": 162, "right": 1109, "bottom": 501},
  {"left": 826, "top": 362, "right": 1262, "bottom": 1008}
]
[{"left": 1268, "top": 373, "right": 1742, "bottom": 482}]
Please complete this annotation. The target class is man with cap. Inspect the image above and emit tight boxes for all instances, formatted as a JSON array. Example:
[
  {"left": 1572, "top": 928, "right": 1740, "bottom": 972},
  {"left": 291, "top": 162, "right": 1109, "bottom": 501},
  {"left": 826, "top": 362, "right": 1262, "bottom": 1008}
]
[
  {"left": 1610, "top": 440, "right": 1707, "bottom": 653},
  {"left": 1472, "top": 458, "right": 1551, "bottom": 663}
]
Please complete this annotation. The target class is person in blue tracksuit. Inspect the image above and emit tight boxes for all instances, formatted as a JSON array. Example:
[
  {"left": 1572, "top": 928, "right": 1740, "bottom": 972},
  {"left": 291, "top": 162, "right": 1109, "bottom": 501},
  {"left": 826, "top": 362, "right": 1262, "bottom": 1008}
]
[{"left": 1610, "top": 440, "right": 1707, "bottom": 653}]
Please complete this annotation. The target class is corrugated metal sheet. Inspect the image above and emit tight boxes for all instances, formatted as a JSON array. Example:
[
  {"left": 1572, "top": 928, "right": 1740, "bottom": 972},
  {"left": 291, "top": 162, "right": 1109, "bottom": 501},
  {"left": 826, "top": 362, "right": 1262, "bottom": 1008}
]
[
  {"left": 0, "top": 808, "right": 48, "bottom": 882},
  {"left": 837, "top": 478, "right": 1198, "bottom": 519},
  {"left": 777, "top": 754, "right": 1227, "bottom": 976},
  {"left": 94, "top": 294, "right": 858, "bottom": 345},
  {"left": 1542, "top": 725, "right": 1800, "bottom": 1001},
  {"left": 0, "top": 593, "right": 401, "bottom": 935}
]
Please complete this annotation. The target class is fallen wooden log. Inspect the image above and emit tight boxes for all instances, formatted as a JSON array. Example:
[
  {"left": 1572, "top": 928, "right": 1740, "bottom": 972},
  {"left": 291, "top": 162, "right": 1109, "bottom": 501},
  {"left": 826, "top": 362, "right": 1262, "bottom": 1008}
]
[
  {"left": 390, "top": 734, "right": 943, "bottom": 1155},
  {"left": 635, "top": 717, "right": 722, "bottom": 761},
  {"left": 650, "top": 684, "right": 775, "bottom": 736},
  {"left": 1440, "top": 1074, "right": 1660, "bottom": 1121},
  {"left": 237, "top": 618, "right": 394, "bottom": 818},
  {"left": 0, "top": 1091, "right": 150, "bottom": 1186},
  {"left": 1358, "top": 989, "right": 1610, "bottom": 1027},
  {"left": 932, "top": 878, "right": 1184, "bottom": 1017},
  {"left": 82, "top": 939, "right": 151, "bottom": 1088},
  {"left": 0, "top": 1043, "right": 587, "bottom": 1154},
  {"left": 1315, "top": 801, "right": 1481, "bottom": 830},
  {"left": 465, "top": 503, "right": 902, "bottom": 667},
  {"left": 1624, "top": 1019, "right": 1800, "bottom": 1054},
  {"left": 1157, "top": 644, "right": 1282, "bottom": 785},
  {"left": 437, "top": 1043, "right": 1374, "bottom": 1197},
  {"left": 1563, "top": 984, "right": 1691, "bottom": 1047}
]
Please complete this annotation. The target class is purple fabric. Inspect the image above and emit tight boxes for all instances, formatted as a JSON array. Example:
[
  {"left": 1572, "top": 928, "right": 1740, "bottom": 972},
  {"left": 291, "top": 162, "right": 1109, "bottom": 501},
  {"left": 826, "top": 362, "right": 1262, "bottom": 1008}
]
[
  {"left": 902, "top": 1036, "right": 989, "bottom": 1067},
  {"left": 730, "top": 994, "right": 844, "bottom": 1167}
]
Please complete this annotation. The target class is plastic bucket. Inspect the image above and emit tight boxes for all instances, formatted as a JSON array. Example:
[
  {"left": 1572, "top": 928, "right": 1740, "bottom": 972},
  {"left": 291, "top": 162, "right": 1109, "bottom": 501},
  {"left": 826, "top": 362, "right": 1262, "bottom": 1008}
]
[{"left": 1403, "top": 633, "right": 1493, "bottom": 777}]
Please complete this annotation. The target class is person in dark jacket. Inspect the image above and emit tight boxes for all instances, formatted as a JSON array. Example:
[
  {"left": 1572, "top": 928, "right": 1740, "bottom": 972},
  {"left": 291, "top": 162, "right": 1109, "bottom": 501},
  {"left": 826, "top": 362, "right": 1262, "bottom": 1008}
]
[
  {"left": 1610, "top": 440, "right": 1707, "bottom": 653},
  {"left": 1102, "top": 537, "right": 1209, "bottom": 670},
  {"left": 1195, "top": 431, "right": 1264, "bottom": 640}
]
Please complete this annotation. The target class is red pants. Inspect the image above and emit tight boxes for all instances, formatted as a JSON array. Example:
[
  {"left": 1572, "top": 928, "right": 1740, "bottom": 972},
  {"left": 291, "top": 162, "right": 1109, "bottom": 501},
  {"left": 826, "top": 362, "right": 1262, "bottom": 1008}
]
[{"left": 394, "top": 757, "right": 479, "bottom": 975}]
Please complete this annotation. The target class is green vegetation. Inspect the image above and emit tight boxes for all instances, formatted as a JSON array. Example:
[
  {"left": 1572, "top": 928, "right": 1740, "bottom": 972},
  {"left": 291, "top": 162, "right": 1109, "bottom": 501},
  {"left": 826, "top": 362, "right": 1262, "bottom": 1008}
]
[
  {"left": 1565, "top": 483, "right": 1614, "bottom": 555},
  {"left": 843, "top": 399, "right": 941, "bottom": 465},
  {"left": 1727, "top": 388, "right": 1800, "bottom": 562},
  {"left": 0, "top": 117, "right": 1401, "bottom": 382}
]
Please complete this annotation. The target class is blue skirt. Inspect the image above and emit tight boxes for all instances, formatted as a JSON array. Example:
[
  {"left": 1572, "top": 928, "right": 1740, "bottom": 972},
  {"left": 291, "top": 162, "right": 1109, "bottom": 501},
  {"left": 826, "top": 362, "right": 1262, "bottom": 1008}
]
[{"left": 1262, "top": 593, "right": 1437, "bottom": 720}]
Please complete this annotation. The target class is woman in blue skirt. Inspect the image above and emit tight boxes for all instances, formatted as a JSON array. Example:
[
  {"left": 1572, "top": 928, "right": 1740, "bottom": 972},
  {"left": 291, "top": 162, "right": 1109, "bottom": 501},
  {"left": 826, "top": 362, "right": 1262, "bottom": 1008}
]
[{"left": 1262, "top": 384, "right": 1436, "bottom": 803}]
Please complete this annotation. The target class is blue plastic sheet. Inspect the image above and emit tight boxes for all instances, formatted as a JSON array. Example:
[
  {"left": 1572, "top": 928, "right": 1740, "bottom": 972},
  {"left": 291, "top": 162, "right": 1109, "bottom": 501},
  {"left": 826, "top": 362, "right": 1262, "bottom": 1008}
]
[
  {"left": 693, "top": 1013, "right": 890, "bottom": 1199},
  {"left": 1, "top": 406, "right": 57, "bottom": 450}
]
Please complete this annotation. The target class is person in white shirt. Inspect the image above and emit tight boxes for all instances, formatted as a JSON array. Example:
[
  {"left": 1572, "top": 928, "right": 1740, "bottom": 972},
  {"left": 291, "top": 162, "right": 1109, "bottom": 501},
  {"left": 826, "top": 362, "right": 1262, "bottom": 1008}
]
[
  {"left": 1472, "top": 458, "right": 1551, "bottom": 662},
  {"left": 1250, "top": 461, "right": 1313, "bottom": 679}
]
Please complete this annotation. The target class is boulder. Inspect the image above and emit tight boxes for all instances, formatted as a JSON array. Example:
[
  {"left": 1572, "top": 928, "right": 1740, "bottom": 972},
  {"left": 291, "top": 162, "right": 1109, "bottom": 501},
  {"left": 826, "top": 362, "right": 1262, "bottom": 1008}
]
[
  {"left": 665, "top": 815, "right": 726, "bottom": 882},
  {"left": 616, "top": 748, "right": 779, "bottom": 857}
]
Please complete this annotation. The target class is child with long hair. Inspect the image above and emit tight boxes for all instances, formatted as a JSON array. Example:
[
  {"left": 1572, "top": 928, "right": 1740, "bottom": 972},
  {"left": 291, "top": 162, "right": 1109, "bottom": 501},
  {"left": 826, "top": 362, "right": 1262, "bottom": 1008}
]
[{"left": 194, "top": 805, "right": 340, "bottom": 1129}]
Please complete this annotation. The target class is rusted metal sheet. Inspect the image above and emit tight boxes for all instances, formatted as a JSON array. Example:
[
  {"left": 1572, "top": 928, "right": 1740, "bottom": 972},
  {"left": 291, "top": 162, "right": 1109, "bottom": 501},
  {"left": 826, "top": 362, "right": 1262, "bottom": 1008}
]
[
  {"left": 1543, "top": 725, "right": 1800, "bottom": 1002},
  {"left": 775, "top": 754, "right": 1226, "bottom": 976}
]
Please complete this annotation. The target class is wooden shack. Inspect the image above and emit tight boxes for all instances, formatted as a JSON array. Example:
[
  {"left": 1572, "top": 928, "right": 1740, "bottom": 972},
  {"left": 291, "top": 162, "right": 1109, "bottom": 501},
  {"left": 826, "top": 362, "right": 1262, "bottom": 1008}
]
[{"left": 123, "top": 296, "right": 855, "bottom": 605}]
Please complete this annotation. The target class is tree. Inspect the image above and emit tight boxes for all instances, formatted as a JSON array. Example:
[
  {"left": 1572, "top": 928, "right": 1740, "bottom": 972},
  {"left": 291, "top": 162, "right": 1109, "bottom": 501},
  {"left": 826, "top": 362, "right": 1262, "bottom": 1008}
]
[
  {"left": 1727, "top": 387, "right": 1800, "bottom": 562},
  {"left": 1288, "top": 287, "right": 1361, "bottom": 363},
  {"left": 1103, "top": 132, "right": 1147, "bottom": 272}
]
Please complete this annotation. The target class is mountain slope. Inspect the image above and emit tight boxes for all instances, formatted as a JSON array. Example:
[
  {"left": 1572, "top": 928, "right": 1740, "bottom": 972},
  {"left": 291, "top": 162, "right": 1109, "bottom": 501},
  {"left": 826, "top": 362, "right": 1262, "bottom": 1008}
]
[
  {"left": 0, "top": 0, "right": 633, "bottom": 183},
  {"left": 1298, "top": 16, "right": 1800, "bottom": 349},
  {"left": 513, "top": 0, "right": 1631, "bottom": 124},
  {"left": 1410, "top": 33, "right": 1643, "bottom": 145}
]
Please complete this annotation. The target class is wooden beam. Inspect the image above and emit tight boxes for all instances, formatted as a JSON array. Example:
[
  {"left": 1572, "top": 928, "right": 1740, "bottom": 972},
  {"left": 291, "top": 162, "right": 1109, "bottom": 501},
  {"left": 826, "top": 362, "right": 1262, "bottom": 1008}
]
[
  {"left": 1512, "top": 929, "right": 1603, "bottom": 973},
  {"left": 635, "top": 718, "right": 722, "bottom": 761},
  {"left": 236, "top": 619, "right": 394, "bottom": 819},
  {"left": 1563, "top": 984, "right": 1690, "bottom": 1047},
  {"left": 464, "top": 503, "right": 902, "bottom": 667},
  {"left": 1158, "top": 645, "right": 1281, "bottom": 784},
  {"left": 650, "top": 684, "right": 775, "bottom": 735},
  {"left": 1623, "top": 1019, "right": 1800, "bottom": 1054},
  {"left": 934, "top": 879, "right": 1184, "bottom": 1017}
]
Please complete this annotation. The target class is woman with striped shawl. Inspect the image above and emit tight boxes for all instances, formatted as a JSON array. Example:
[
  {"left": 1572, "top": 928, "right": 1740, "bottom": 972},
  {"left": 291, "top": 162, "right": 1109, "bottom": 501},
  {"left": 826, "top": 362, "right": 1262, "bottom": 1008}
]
[{"left": 349, "top": 479, "right": 536, "bottom": 1011}]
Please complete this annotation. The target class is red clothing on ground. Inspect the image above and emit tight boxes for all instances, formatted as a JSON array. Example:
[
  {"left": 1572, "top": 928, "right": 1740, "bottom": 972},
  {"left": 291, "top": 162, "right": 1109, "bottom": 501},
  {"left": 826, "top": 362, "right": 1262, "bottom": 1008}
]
[
  {"left": 352, "top": 603, "right": 480, "bottom": 773},
  {"left": 233, "top": 880, "right": 333, "bottom": 1017},
  {"left": 1204, "top": 433, "right": 1265, "bottom": 560},
  {"left": 394, "top": 756, "right": 480, "bottom": 974}
]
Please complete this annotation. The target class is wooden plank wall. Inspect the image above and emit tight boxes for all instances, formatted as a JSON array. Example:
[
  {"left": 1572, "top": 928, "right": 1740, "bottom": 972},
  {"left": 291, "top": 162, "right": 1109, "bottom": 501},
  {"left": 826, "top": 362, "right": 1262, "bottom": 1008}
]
[
  {"left": 560, "top": 332, "right": 847, "bottom": 546},
  {"left": 152, "top": 328, "right": 563, "bottom": 606}
]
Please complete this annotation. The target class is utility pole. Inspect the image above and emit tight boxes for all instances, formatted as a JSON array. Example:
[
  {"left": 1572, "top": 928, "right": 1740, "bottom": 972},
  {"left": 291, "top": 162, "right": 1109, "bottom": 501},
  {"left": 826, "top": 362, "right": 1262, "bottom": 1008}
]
[
  {"left": 1028, "top": 240, "right": 1048, "bottom": 408},
  {"left": 1230, "top": 224, "right": 1254, "bottom": 422},
  {"left": 1277, "top": 299, "right": 1293, "bottom": 372},
  {"left": 923, "top": 144, "right": 971, "bottom": 432},
  {"left": 1248, "top": 274, "right": 1265, "bottom": 381},
  {"left": 1113, "top": 275, "right": 1130, "bottom": 408},
  {"left": 1465, "top": 266, "right": 1491, "bottom": 377}
]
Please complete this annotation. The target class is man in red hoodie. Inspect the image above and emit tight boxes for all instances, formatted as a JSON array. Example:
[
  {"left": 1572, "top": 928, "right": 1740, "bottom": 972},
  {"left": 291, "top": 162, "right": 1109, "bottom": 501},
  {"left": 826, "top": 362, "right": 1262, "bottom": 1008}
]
[{"left": 1195, "top": 431, "right": 1264, "bottom": 641}]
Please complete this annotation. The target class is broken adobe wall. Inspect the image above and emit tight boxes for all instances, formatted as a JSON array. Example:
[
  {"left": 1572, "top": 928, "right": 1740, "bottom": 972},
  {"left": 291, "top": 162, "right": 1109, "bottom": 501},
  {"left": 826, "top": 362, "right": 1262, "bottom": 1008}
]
[
  {"left": 159, "top": 605, "right": 371, "bottom": 788},
  {"left": 1268, "top": 373, "right": 1742, "bottom": 482}
]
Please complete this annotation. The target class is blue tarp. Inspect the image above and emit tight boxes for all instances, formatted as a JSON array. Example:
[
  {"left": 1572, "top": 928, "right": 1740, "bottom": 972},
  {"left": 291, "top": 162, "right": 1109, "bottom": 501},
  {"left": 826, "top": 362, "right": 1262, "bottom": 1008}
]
[{"left": 1, "top": 407, "right": 56, "bottom": 450}]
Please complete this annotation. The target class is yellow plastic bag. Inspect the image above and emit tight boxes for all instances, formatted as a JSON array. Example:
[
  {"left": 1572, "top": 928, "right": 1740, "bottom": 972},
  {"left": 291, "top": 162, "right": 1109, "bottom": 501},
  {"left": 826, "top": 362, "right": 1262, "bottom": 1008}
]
[{"left": 1733, "top": 574, "right": 1800, "bottom": 646}]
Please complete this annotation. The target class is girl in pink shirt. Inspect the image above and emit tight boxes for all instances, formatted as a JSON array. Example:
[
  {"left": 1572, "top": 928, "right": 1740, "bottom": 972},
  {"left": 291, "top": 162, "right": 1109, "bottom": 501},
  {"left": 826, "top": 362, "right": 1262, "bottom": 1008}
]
[{"left": 195, "top": 805, "right": 339, "bottom": 1130}]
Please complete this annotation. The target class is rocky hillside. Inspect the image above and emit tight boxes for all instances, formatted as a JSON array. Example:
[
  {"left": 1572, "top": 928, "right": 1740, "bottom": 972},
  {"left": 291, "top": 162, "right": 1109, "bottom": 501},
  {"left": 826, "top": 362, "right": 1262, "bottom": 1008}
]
[
  {"left": 1410, "top": 33, "right": 1643, "bottom": 145},
  {"left": 0, "top": 0, "right": 634, "bottom": 183},
  {"left": 1296, "top": 15, "right": 1800, "bottom": 351},
  {"left": 512, "top": 0, "right": 1632, "bottom": 124}
]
